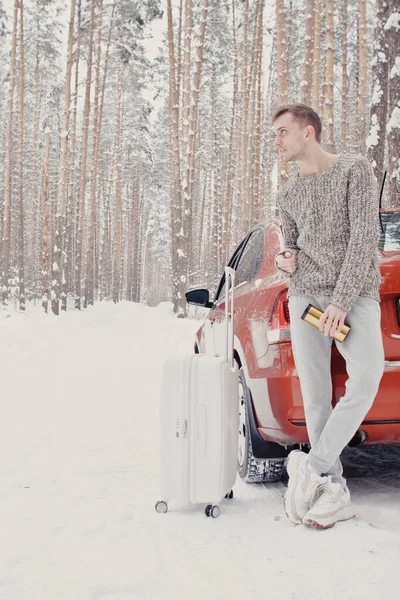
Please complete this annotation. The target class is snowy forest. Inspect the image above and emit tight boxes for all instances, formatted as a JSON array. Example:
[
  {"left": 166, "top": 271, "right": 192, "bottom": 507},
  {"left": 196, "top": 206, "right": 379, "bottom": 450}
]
[{"left": 0, "top": 0, "right": 399, "bottom": 317}]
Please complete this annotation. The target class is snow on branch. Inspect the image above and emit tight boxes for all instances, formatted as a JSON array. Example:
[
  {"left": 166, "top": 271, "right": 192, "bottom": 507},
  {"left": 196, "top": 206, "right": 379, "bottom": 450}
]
[
  {"left": 390, "top": 57, "right": 400, "bottom": 79},
  {"left": 384, "top": 13, "right": 400, "bottom": 31},
  {"left": 387, "top": 107, "right": 400, "bottom": 134}
]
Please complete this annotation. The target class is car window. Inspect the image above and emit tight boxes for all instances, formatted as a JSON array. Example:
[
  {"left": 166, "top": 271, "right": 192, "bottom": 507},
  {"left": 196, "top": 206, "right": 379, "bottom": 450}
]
[
  {"left": 235, "top": 229, "right": 264, "bottom": 287},
  {"left": 379, "top": 212, "right": 400, "bottom": 250},
  {"left": 214, "top": 229, "right": 263, "bottom": 301},
  {"left": 214, "top": 234, "right": 249, "bottom": 302},
  {"left": 264, "top": 224, "right": 281, "bottom": 265}
]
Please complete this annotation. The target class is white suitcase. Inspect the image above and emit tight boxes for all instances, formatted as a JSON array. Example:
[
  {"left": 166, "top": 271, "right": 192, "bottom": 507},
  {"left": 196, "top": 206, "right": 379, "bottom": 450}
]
[{"left": 155, "top": 268, "right": 239, "bottom": 518}]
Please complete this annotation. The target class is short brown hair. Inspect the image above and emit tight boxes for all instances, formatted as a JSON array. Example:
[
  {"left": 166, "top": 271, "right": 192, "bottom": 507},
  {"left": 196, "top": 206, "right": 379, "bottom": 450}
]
[{"left": 272, "top": 103, "right": 322, "bottom": 143}]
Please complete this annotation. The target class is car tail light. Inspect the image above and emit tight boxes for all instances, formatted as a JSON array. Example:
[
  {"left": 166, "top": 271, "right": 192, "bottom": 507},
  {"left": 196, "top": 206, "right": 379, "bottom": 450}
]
[{"left": 267, "top": 289, "right": 291, "bottom": 344}]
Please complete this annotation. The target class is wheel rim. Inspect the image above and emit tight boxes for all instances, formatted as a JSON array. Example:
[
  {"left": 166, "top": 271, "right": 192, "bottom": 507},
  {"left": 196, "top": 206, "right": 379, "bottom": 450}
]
[
  {"left": 156, "top": 501, "right": 168, "bottom": 513},
  {"left": 238, "top": 378, "right": 247, "bottom": 468}
]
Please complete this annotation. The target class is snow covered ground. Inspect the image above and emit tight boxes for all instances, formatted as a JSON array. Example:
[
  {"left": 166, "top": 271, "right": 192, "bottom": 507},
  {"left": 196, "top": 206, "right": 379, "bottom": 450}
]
[{"left": 1, "top": 301, "right": 399, "bottom": 600}]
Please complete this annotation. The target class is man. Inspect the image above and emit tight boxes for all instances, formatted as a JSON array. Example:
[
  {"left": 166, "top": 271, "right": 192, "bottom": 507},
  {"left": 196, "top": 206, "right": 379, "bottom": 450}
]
[{"left": 272, "top": 103, "right": 384, "bottom": 529}]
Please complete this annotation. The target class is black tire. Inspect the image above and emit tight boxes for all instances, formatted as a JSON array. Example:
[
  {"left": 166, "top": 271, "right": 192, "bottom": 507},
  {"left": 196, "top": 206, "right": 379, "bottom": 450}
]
[{"left": 237, "top": 368, "right": 284, "bottom": 484}]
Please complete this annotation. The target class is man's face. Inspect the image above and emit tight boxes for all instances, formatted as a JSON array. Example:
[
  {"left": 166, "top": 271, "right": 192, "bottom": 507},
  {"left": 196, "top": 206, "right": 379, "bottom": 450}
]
[{"left": 272, "top": 113, "right": 308, "bottom": 162}]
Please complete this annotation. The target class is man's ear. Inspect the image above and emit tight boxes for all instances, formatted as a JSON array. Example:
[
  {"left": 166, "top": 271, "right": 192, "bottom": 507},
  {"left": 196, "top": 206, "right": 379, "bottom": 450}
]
[{"left": 305, "top": 125, "right": 315, "bottom": 140}]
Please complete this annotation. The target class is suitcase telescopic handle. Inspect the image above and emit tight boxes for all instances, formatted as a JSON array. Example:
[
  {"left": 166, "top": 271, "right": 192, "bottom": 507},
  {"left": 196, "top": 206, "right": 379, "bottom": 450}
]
[{"left": 224, "top": 266, "right": 235, "bottom": 369}]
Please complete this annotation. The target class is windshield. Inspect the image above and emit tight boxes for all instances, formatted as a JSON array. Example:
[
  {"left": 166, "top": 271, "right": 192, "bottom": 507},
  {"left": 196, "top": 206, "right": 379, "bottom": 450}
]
[{"left": 379, "top": 212, "right": 400, "bottom": 251}]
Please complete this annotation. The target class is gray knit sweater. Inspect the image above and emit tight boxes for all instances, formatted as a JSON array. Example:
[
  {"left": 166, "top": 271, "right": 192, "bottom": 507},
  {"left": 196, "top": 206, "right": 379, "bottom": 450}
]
[{"left": 276, "top": 154, "right": 381, "bottom": 313}]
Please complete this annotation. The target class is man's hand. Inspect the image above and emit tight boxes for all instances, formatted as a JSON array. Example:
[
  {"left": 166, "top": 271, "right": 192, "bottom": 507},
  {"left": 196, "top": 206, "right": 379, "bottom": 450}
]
[
  {"left": 275, "top": 251, "right": 297, "bottom": 274},
  {"left": 318, "top": 304, "right": 347, "bottom": 337}
]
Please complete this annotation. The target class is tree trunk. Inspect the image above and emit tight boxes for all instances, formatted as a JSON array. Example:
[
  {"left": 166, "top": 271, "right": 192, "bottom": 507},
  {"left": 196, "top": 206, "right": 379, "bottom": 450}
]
[
  {"left": 324, "top": 0, "right": 334, "bottom": 152},
  {"left": 358, "top": 0, "right": 368, "bottom": 154},
  {"left": 210, "top": 64, "right": 223, "bottom": 279},
  {"left": 276, "top": 0, "right": 288, "bottom": 105},
  {"left": 253, "top": 0, "right": 264, "bottom": 226},
  {"left": 132, "top": 175, "right": 142, "bottom": 303},
  {"left": 178, "top": 0, "right": 193, "bottom": 310},
  {"left": 186, "top": 0, "right": 208, "bottom": 220},
  {"left": 302, "top": 0, "right": 315, "bottom": 105},
  {"left": 183, "top": 0, "right": 209, "bottom": 289},
  {"left": 238, "top": 0, "right": 250, "bottom": 232},
  {"left": 52, "top": 0, "right": 76, "bottom": 315},
  {"left": 41, "top": 128, "right": 51, "bottom": 313},
  {"left": 86, "top": 0, "right": 103, "bottom": 307},
  {"left": 75, "top": 0, "right": 95, "bottom": 310},
  {"left": 276, "top": 0, "right": 288, "bottom": 188},
  {"left": 223, "top": 0, "right": 238, "bottom": 260},
  {"left": 29, "top": 50, "right": 41, "bottom": 297},
  {"left": 167, "top": 0, "right": 185, "bottom": 315},
  {"left": 65, "top": 0, "right": 82, "bottom": 311},
  {"left": 112, "top": 69, "right": 124, "bottom": 304},
  {"left": 350, "top": 13, "right": 360, "bottom": 153},
  {"left": 177, "top": 0, "right": 183, "bottom": 101},
  {"left": 92, "top": 1, "right": 115, "bottom": 304},
  {"left": 367, "top": 0, "right": 391, "bottom": 182},
  {"left": 126, "top": 178, "right": 133, "bottom": 302},
  {"left": 1, "top": 0, "right": 18, "bottom": 303},
  {"left": 245, "top": 0, "right": 263, "bottom": 230},
  {"left": 386, "top": 7, "right": 400, "bottom": 208},
  {"left": 17, "top": 0, "right": 25, "bottom": 311},
  {"left": 312, "top": 0, "right": 321, "bottom": 113},
  {"left": 264, "top": 35, "right": 276, "bottom": 207},
  {"left": 341, "top": 0, "right": 349, "bottom": 152},
  {"left": 99, "top": 179, "right": 111, "bottom": 301}
]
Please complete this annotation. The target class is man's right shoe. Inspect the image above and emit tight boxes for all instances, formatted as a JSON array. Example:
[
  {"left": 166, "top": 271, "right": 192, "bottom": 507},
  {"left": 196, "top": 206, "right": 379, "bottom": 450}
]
[
  {"left": 302, "top": 481, "right": 355, "bottom": 529},
  {"left": 284, "top": 450, "right": 328, "bottom": 525}
]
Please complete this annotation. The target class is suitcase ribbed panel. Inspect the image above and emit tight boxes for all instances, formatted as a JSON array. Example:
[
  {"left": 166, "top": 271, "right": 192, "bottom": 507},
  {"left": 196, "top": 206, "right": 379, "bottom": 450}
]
[
  {"left": 221, "top": 361, "right": 239, "bottom": 494},
  {"left": 159, "top": 356, "right": 192, "bottom": 504},
  {"left": 189, "top": 355, "right": 238, "bottom": 504}
]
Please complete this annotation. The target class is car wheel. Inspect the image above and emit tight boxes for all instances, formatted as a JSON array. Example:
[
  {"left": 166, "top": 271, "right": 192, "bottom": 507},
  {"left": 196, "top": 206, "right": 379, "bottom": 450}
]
[{"left": 237, "top": 368, "right": 284, "bottom": 484}]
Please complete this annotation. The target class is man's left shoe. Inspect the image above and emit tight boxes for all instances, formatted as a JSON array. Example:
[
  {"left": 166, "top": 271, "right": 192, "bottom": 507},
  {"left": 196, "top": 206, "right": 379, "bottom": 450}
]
[
  {"left": 302, "top": 479, "right": 356, "bottom": 529},
  {"left": 284, "top": 450, "right": 328, "bottom": 524}
]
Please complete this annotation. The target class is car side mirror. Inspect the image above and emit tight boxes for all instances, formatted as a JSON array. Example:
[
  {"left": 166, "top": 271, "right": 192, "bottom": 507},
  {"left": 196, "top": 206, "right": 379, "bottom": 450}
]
[{"left": 185, "top": 288, "right": 214, "bottom": 308}]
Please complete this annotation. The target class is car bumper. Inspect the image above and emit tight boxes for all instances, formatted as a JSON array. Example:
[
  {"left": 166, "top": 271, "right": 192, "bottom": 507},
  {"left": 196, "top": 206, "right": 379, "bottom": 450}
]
[{"left": 250, "top": 353, "right": 400, "bottom": 446}]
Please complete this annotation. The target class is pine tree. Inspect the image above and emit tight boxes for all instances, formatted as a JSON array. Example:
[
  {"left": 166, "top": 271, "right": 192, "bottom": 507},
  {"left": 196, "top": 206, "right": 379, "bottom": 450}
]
[
  {"left": 17, "top": 0, "right": 26, "bottom": 311},
  {"left": 75, "top": 0, "right": 96, "bottom": 310},
  {"left": 341, "top": 0, "right": 349, "bottom": 152},
  {"left": 0, "top": 0, "right": 18, "bottom": 304},
  {"left": 358, "top": 0, "right": 368, "bottom": 154},
  {"left": 41, "top": 127, "right": 51, "bottom": 313},
  {"left": 52, "top": 0, "right": 76, "bottom": 315},
  {"left": 367, "top": 0, "right": 390, "bottom": 180},
  {"left": 302, "top": 0, "right": 315, "bottom": 105},
  {"left": 312, "top": 0, "right": 321, "bottom": 113},
  {"left": 324, "top": 0, "right": 334, "bottom": 151},
  {"left": 86, "top": 0, "right": 104, "bottom": 307},
  {"left": 276, "top": 0, "right": 288, "bottom": 187},
  {"left": 386, "top": 9, "right": 400, "bottom": 207}
]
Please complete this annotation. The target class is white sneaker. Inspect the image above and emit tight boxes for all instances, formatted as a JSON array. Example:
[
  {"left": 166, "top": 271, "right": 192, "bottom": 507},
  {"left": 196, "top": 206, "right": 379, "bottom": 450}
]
[
  {"left": 284, "top": 450, "right": 328, "bottom": 524},
  {"left": 302, "top": 479, "right": 356, "bottom": 529}
]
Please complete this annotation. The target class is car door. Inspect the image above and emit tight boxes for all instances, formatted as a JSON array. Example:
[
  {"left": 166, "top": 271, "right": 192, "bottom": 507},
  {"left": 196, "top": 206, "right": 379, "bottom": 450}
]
[
  {"left": 204, "top": 233, "right": 251, "bottom": 355},
  {"left": 211, "top": 229, "right": 265, "bottom": 359}
]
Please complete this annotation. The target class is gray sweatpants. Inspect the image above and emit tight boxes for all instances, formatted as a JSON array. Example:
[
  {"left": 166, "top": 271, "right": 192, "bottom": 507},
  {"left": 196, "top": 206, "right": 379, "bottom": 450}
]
[{"left": 288, "top": 295, "right": 385, "bottom": 488}]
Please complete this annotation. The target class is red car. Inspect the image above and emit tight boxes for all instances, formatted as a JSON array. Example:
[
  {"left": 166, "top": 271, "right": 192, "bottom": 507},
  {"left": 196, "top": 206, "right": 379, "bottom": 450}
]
[{"left": 186, "top": 209, "right": 400, "bottom": 484}]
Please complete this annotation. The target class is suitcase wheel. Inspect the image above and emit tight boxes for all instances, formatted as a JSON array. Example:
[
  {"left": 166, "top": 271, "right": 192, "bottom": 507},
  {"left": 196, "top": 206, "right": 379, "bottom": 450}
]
[
  {"left": 225, "top": 490, "right": 234, "bottom": 500},
  {"left": 205, "top": 504, "right": 220, "bottom": 518},
  {"left": 155, "top": 500, "right": 168, "bottom": 514}
]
